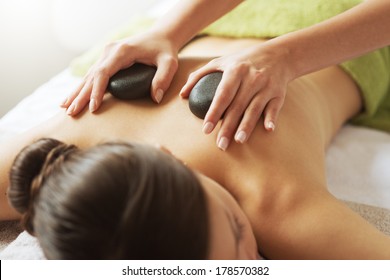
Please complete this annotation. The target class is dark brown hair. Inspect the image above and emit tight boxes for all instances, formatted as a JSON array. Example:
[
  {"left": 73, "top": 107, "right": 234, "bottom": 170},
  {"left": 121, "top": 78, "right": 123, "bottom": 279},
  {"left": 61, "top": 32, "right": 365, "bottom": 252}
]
[{"left": 8, "top": 138, "right": 209, "bottom": 259}]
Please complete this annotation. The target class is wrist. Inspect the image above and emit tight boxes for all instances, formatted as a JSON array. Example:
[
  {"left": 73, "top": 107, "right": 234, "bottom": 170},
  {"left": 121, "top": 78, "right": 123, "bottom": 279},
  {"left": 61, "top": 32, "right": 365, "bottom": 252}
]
[
  {"left": 149, "top": 25, "right": 189, "bottom": 53},
  {"left": 251, "top": 39, "right": 298, "bottom": 83},
  {"left": 267, "top": 35, "right": 308, "bottom": 81}
]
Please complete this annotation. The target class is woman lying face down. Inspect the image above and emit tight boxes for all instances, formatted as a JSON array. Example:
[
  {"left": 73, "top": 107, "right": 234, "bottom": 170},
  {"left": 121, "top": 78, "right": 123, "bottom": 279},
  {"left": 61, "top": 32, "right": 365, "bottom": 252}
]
[
  {"left": 2, "top": 37, "right": 389, "bottom": 259},
  {"left": 8, "top": 138, "right": 259, "bottom": 260}
]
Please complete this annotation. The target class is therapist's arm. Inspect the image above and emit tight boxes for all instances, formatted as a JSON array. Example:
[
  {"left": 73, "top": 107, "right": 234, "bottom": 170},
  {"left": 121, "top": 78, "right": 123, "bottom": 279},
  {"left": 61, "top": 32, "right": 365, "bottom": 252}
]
[
  {"left": 151, "top": 0, "right": 244, "bottom": 51},
  {"left": 63, "top": 0, "right": 244, "bottom": 115},
  {"left": 180, "top": 0, "right": 390, "bottom": 150},
  {"left": 279, "top": 0, "right": 390, "bottom": 78}
]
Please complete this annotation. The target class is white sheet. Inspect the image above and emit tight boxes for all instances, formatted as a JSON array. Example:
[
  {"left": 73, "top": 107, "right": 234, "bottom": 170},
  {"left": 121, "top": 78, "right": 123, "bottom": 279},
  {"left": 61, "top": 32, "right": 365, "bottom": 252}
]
[
  {"left": 0, "top": 68, "right": 389, "bottom": 259},
  {"left": 326, "top": 126, "right": 390, "bottom": 209},
  {"left": 0, "top": 69, "right": 80, "bottom": 139}
]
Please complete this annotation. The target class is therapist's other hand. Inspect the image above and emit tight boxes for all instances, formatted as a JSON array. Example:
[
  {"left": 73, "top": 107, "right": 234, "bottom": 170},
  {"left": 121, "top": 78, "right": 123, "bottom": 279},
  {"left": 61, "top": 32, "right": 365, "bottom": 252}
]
[
  {"left": 180, "top": 42, "right": 294, "bottom": 151},
  {"left": 62, "top": 31, "right": 179, "bottom": 116}
]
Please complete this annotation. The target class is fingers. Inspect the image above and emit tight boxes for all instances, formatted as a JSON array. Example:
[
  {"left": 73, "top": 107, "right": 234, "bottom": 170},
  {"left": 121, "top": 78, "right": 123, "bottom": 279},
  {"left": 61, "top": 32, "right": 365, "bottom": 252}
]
[
  {"left": 234, "top": 86, "right": 285, "bottom": 143},
  {"left": 151, "top": 56, "right": 178, "bottom": 103},
  {"left": 232, "top": 94, "right": 269, "bottom": 144},
  {"left": 232, "top": 95, "right": 283, "bottom": 146},
  {"left": 62, "top": 41, "right": 136, "bottom": 116},
  {"left": 204, "top": 67, "right": 242, "bottom": 127},
  {"left": 67, "top": 79, "right": 94, "bottom": 115},
  {"left": 64, "top": 57, "right": 177, "bottom": 116},
  {"left": 64, "top": 70, "right": 106, "bottom": 116},
  {"left": 263, "top": 96, "right": 284, "bottom": 131},
  {"left": 210, "top": 75, "right": 285, "bottom": 151},
  {"left": 63, "top": 64, "right": 117, "bottom": 116},
  {"left": 213, "top": 72, "right": 266, "bottom": 150},
  {"left": 61, "top": 79, "right": 87, "bottom": 109},
  {"left": 89, "top": 72, "right": 109, "bottom": 112},
  {"left": 218, "top": 91, "right": 285, "bottom": 151}
]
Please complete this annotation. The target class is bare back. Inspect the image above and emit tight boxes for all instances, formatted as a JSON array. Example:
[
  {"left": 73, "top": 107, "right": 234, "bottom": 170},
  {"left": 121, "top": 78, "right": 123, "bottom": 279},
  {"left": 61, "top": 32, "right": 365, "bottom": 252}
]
[{"left": 0, "top": 37, "right": 361, "bottom": 221}]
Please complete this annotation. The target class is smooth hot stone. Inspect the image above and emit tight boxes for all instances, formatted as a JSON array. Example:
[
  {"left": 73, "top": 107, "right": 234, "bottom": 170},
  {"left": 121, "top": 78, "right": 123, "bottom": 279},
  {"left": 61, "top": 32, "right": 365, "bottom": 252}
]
[
  {"left": 107, "top": 63, "right": 157, "bottom": 100},
  {"left": 189, "top": 72, "right": 223, "bottom": 119}
]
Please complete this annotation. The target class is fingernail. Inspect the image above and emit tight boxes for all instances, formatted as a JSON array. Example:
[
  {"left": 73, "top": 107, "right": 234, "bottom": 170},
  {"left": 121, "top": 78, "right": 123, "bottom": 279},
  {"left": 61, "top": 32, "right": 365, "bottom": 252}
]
[
  {"left": 155, "top": 89, "right": 163, "bottom": 104},
  {"left": 217, "top": 137, "right": 229, "bottom": 151},
  {"left": 67, "top": 104, "right": 75, "bottom": 115},
  {"left": 89, "top": 98, "right": 97, "bottom": 112},
  {"left": 266, "top": 121, "right": 275, "bottom": 131},
  {"left": 202, "top": 122, "right": 214, "bottom": 134},
  {"left": 179, "top": 86, "right": 187, "bottom": 98},
  {"left": 235, "top": 131, "right": 247, "bottom": 144}
]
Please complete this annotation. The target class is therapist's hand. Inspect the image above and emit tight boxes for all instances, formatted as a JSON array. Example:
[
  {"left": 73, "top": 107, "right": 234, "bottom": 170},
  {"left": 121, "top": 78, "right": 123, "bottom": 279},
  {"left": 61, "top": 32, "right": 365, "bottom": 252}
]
[
  {"left": 180, "top": 42, "right": 294, "bottom": 151},
  {"left": 62, "top": 30, "right": 179, "bottom": 116}
]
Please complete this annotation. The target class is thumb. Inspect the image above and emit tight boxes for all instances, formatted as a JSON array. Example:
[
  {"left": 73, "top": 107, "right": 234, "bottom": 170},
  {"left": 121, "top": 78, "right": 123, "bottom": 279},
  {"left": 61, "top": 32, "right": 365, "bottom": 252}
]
[{"left": 151, "top": 56, "right": 178, "bottom": 103}]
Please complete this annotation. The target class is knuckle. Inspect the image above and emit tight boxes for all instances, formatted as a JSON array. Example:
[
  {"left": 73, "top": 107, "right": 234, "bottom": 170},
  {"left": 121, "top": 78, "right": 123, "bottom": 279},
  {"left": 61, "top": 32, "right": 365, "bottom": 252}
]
[
  {"left": 103, "top": 41, "right": 116, "bottom": 52},
  {"left": 94, "top": 66, "right": 110, "bottom": 78},
  {"left": 115, "top": 44, "right": 131, "bottom": 59},
  {"left": 188, "top": 71, "right": 196, "bottom": 79},
  {"left": 208, "top": 57, "right": 221, "bottom": 67},
  {"left": 247, "top": 101, "right": 265, "bottom": 116},
  {"left": 188, "top": 70, "right": 200, "bottom": 80},
  {"left": 235, "top": 60, "right": 249, "bottom": 68},
  {"left": 229, "top": 62, "right": 248, "bottom": 75},
  {"left": 254, "top": 68, "right": 264, "bottom": 77},
  {"left": 103, "top": 41, "right": 124, "bottom": 57},
  {"left": 253, "top": 69, "right": 264, "bottom": 82},
  {"left": 164, "top": 55, "right": 178, "bottom": 68}
]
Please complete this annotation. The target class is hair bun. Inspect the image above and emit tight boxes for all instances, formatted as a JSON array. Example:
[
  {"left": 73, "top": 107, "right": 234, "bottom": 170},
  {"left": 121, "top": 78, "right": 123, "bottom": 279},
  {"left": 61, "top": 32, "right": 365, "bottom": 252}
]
[{"left": 8, "top": 138, "right": 76, "bottom": 234}]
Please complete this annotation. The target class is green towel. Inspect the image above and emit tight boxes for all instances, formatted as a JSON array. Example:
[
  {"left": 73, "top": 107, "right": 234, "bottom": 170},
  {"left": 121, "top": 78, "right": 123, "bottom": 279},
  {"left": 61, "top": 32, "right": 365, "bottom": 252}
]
[{"left": 70, "top": 0, "right": 390, "bottom": 132}]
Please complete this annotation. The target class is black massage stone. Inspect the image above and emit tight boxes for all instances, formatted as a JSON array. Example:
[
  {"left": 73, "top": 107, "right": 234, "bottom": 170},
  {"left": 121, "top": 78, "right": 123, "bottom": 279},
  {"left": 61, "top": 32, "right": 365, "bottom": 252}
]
[
  {"left": 189, "top": 72, "right": 223, "bottom": 119},
  {"left": 107, "top": 63, "right": 157, "bottom": 100}
]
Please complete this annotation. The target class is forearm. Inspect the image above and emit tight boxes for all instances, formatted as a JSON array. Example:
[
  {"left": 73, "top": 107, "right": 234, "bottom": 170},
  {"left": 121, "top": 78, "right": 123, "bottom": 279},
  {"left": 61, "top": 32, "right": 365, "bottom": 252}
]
[
  {"left": 272, "top": 0, "right": 390, "bottom": 78},
  {"left": 151, "top": 0, "right": 244, "bottom": 51}
]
